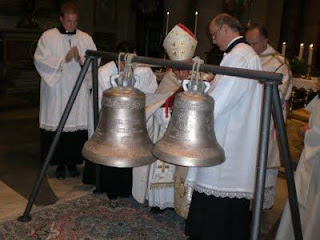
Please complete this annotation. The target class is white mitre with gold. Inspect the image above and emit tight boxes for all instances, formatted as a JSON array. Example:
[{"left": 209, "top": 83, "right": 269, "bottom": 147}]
[{"left": 163, "top": 23, "right": 198, "bottom": 61}]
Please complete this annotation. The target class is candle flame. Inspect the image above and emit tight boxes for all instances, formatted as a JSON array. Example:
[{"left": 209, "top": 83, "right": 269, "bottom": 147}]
[
  {"left": 195, "top": 11, "right": 198, "bottom": 15},
  {"left": 167, "top": 11, "right": 170, "bottom": 15},
  {"left": 309, "top": 44, "right": 313, "bottom": 48},
  {"left": 300, "top": 43, "right": 304, "bottom": 47},
  {"left": 283, "top": 42, "right": 286, "bottom": 45}
]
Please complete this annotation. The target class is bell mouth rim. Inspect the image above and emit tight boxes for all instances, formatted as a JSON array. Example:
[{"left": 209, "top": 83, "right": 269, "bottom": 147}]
[
  {"left": 84, "top": 156, "right": 156, "bottom": 168},
  {"left": 82, "top": 141, "right": 156, "bottom": 168},
  {"left": 152, "top": 145, "right": 225, "bottom": 167}
]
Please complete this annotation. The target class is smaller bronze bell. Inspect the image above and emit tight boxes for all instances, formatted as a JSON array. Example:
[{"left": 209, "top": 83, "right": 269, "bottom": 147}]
[{"left": 152, "top": 79, "right": 225, "bottom": 167}]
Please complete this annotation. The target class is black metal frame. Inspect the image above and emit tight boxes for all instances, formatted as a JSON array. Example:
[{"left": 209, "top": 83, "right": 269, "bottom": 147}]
[{"left": 18, "top": 50, "right": 303, "bottom": 240}]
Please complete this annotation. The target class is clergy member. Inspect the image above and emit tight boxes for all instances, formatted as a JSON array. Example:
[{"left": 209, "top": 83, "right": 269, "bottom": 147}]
[
  {"left": 132, "top": 23, "right": 198, "bottom": 216},
  {"left": 185, "top": 14, "right": 262, "bottom": 239},
  {"left": 276, "top": 78, "right": 320, "bottom": 239},
  {"left": 245, "top": 24, "right": 292, "bottom": 209},
  {"left": 34, "top": 1, "right": 97, "bottom": 179},
  {"left": 82, "top": 41, "right": 158, "bottom": 199}
]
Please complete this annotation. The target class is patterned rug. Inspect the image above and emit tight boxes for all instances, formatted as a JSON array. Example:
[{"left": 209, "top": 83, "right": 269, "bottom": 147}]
[{"left": 0, "top": 194, "right": 186, "bottom": 240}]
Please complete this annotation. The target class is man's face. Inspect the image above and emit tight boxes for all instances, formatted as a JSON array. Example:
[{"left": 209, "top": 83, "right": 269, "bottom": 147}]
[
  {"left": 209, "top": 21, "right": 226, "bottom": 51},
  {"left": 60, "top": 12, "right": 78, "bottom": 32},
  {"left": 245, "top": 28, "right": 268, "bottom": 55},
  {"left": 172, "top": 69, "right": 189, "bottom": 80}
]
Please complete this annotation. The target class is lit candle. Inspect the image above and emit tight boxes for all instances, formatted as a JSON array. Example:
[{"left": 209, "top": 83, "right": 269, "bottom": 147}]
[
  {"left": 165, "top": 12, "right": 170, "bottom": 36},
  {"left": 298, "top": 43, "right": 304, "bottom": 60},
  {"left": 307, "top": 44, "right": 314, "bottom": 65},
  {"left": 194, "top": 11, "right": 198, "bottom": 36},
  {"left": 281, "top": 42, "right": 286, "bottom": 57}
]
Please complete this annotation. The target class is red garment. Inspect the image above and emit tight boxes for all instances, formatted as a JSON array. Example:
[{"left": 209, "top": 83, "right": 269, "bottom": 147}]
[{"left": 163, "top": 87, "right": 184, "bottom": 117}]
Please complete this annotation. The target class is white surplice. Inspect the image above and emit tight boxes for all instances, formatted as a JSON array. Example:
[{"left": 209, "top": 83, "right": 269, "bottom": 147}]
[
  {"left": 259, "top": 44, "right": 293, "bottom": 209},
  {"left": 276, "top": 96, "right": 320, "bottom": 240},
  {"left": 132, "top": 70, "right": 179, "bottom": 207},
  {"left": 34, "top": 28, "right": 97, "bottom": 132},
  {"left": 186, "top": 42, "right": 262, "bottom": 200}
]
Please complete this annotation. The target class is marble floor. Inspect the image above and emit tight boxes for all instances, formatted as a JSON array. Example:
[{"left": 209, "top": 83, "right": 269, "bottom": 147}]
[
  {"left": 0, "top": 94, "right": 303, "bottom": 238},
  {"left": 0, "top": 97, "right": 95, "bottom": 223}
]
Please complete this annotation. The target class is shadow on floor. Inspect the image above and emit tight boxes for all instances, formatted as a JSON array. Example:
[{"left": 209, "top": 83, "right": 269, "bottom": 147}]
[{"left": 0, "top": 105, "right": 58, "bottom": 206}]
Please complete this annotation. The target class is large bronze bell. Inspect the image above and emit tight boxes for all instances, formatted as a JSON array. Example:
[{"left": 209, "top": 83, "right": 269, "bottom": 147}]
[
  {"left": 82, "top": 66, "right": 156, "bottom": 168},
  {"left": 152, "top": 79, "right": 225, "bottom": 167}
]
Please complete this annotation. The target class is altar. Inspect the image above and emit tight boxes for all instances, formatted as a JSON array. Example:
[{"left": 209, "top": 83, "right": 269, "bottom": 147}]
[{"left": 289, "top": 76, "right": 318, "bottom": 113}]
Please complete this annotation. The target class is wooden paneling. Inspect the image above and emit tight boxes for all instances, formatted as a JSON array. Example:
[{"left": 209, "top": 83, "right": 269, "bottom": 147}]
[{"left": 0, "top": 0, "right": 24, "bottom": 15}]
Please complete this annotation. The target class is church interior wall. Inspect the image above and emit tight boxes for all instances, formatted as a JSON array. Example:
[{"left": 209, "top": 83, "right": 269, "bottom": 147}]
[{"left": 0, "top": 0, "right": 319, "bottom": 97}]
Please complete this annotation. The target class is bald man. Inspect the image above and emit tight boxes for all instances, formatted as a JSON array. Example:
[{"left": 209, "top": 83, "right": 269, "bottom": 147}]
[{"left": 185, "top": 14, "right": 262, "bottom": 240}]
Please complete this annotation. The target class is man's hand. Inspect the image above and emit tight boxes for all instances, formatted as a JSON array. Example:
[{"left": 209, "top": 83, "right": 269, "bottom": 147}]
[
  {"left": 65, "top": 48, "right": 74, "bottom": 63},
  {"left": 72, "top": 46, "right": 81, "bottom": 64},
  {"left": 298, "top": 123, "right": 310, "bottom": 139},
  {"left": 65, "top": 46, "right": 81, "bottom": 64},
  {"left": 203, "top": 73, "right": 215, "bottom": 82}
]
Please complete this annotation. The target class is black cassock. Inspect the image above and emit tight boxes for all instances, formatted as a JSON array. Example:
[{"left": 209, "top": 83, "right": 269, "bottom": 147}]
[{"left": 82, "top": 161, "right": 132, "bottom": 197}]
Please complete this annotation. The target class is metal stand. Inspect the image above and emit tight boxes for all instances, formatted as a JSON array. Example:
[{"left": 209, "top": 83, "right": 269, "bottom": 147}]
[
  {"left": 250, "top": 83, "right": 303, "bottom": 240},
  {"left": 250, "top": 83, "right": 273, "bottom": 239},
  {"left": 91, "top": 57, "right": 102, "bottom": 193},
  {"left": 18, "top": 57, "right": 93, "bottom": 222},
  {"left": 18, "top": 51, "right": 303, "bottom": 240},
  {"left": 271, "top": 84, "right": 303, "bottom": 240}
]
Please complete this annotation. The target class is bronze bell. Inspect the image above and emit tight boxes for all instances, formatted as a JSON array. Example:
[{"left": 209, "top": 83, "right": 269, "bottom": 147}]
[
  {"left": 152, "top": 79, "right": 225, "bottom": 167},
  {"left": 82, "top": 67, "right": 156, "bottom": 168}
]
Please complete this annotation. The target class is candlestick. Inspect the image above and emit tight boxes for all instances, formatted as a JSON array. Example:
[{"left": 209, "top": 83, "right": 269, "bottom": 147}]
[
  {"left": 298, "top": 43, "right": 304, "bottom": 60},
  {"left": 281, "top": 42, "right": 286, "bottom": 57},
  {"left": 307, "top": 44, "right": 314, "bottom": 66},
  {"left": 194, "top": 11, "right": 198, "bottom": 36},
  {"left": 165, "top": 11, "right": 170, "bottom": 36}
]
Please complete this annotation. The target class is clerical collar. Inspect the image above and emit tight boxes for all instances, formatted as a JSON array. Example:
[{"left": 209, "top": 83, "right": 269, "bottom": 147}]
[
  {"left": 57, "top": 25, "right": 76, "bottom": 35},
  {"left": 224, "top": 36, "right": 247, "bottom": 53}
]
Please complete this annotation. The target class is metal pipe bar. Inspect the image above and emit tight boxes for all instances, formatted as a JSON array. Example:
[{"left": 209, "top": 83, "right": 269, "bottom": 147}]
[
  {"left": 91, "top": 57, "right": 102, "bottom": 193},
  {"left": 86, "top": 50, "right": 283, "bottom": 83},
  {"left": 17, "top": 57, "right": 93, "bottom": 222},
  {"left": 83, "top": 51, "right": 301, "bottom": 238},
  {"left": 250, "top": 83, "right": 273, "bottom": 240},
  {"left": 271, "top": 85, "right": 303, "bottom": 239},
  {"left": 19, "top": 49, "right": 302, "bottom": 240}
]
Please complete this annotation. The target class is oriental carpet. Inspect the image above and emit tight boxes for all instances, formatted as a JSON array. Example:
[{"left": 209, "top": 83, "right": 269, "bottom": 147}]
[{"left": 0, "top": 193, "right": 186, "bottom": 240}]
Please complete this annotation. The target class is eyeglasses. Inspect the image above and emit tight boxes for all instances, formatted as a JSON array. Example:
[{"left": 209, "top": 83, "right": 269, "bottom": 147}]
[
  {"left": 210, "top": 26, "right": 222, "bottom": 39},
  {"left": 247, "top": 38, "right": 265, "bottom": 46},
  {"left": 62, "top": 18, "right": 78, "bottom": 26}
]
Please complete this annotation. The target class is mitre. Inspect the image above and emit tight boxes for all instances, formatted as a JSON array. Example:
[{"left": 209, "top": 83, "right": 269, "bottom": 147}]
[{"left": 163, "top": 23, "right": 198, "bottom": 61}]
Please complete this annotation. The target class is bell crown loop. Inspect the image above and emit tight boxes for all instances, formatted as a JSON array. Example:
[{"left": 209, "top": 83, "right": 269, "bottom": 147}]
[
  {"left": 183, "top": 57, "right": 209, "bottom": 95},
  {"left": 113, "top": 53, "right": 136, "bottom": 89}
]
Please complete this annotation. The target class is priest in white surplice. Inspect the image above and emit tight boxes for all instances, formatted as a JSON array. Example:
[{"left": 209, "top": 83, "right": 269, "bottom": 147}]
[
  {"left": 245, "top": 24, "right": 292, "bottom": 209},
  {"left": 276, "top": 78, "right": 320, "bottom": 239},
  {"left": 132, "top": 24, "right": 198, "bottom": 214},
  {"left": 185, "top": 14, "right": 262, "bottom": 240},
  {"left": 83, "top": 41, "right": 158, "bottom": 199},
  {"left": 34, "top": 1, "right": 96, "bottom": 179}
]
